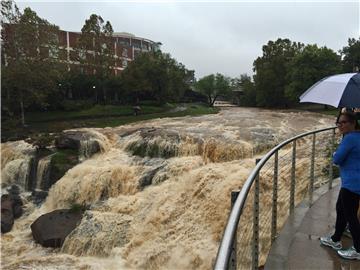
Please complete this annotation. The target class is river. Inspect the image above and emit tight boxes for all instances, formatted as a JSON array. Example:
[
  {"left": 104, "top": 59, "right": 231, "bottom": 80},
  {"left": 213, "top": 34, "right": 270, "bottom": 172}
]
[{"left": 1, "top": 107, "right": 335, "bottom": 269}]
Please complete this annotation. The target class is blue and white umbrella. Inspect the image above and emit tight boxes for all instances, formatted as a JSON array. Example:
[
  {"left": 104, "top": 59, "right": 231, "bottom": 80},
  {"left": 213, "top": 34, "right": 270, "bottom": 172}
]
[{"left": 299, "top": 73, "right": 360, "bottom": 108}]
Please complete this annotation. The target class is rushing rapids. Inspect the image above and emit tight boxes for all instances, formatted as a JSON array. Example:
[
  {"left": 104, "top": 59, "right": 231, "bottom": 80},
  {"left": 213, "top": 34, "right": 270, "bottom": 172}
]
[{"left": 1, "top": 107, "right": 335, "bottom": 269}]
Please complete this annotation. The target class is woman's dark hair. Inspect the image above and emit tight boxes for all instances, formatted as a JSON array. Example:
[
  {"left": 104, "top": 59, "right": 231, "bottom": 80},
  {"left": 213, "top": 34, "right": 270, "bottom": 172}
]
[{"left": 338, "top": 112, "right": 360, "bottom": 130}]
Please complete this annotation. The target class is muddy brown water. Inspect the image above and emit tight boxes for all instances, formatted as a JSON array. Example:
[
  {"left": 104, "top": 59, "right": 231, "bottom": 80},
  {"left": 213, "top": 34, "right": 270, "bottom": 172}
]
[{"left": 1, "top": 107, "right": 335, "bottom": 269}]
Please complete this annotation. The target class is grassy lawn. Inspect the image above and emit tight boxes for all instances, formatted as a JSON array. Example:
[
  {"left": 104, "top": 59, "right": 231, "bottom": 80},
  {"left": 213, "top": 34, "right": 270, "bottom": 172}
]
[
  {"left": 26, "top": 104, "right": 173, "bottom": 122},
  {"left": 1, "top": 103, "right": 219, "bottom": 142}
]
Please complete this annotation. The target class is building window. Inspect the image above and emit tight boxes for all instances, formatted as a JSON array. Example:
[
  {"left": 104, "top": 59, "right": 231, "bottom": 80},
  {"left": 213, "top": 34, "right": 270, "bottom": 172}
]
[
  {"left": 122, "top": 48, "right": 128, "bottom": 57},
  {"left": 142, "top": 42, "right": 149, "bottom": 50},
  {"left": 119, "top": 38, "right": 130, "bottom": 46}
]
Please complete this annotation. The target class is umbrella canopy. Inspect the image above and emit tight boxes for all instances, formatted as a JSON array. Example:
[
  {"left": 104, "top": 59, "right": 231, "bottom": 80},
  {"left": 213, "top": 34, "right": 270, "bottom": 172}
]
[{"left": 299, "top": 73, "right": 360, "bottom": 108}]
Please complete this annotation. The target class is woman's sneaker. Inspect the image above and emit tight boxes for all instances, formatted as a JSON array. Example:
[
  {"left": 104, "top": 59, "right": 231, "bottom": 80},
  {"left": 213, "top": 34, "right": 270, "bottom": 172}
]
[
  {"left": 343, "top": 226, "right": 352, "bottom": 238},
  {"left": 337, "top": 246, "right": 360, "bottom": 260},
  {"left": 320, "top": 236, "right": 342, "bottom": 250}
]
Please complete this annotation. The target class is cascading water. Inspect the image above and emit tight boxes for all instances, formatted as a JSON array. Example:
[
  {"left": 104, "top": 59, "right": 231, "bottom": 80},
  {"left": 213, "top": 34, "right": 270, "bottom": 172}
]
[
  {"left": 1, "top": 108, "right": 336, "bottom": 270},
  {"left": 79, "top": 139, "right": 100, "bottom": 162},
  {"left": 36, "top": 154, "right": 53, "bottom": 190},
  {"left": 1, "top": 141, "right": 37, "bottom": 190}
]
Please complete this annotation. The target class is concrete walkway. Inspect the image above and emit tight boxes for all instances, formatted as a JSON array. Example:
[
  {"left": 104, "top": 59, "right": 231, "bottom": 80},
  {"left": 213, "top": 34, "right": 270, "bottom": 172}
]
[{"left": 265, "top": 181, "right": 360, "bottom": 270}]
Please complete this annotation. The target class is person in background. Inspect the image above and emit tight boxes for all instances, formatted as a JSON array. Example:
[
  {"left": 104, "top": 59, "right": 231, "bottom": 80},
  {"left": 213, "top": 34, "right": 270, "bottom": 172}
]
[{"left": 320, "top": 112, "right": 360, "bottom": 260}]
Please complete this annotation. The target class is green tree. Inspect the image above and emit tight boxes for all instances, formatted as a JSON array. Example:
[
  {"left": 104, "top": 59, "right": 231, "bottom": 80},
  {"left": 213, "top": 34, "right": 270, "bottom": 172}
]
[
  {"left": 285, "top": 44, "right": 341, "bottom": 103},
  {"left": 104, "top": 76, "right": 125, "bottom": 104},
  {"left": 341, "top": 37, "right": 360, "bottom": 72},
  {"left": 195, "top": 73, "right": 231, "bottom": 106},
  {"left": 77, "top": 14, "right": 115, "bottom": 104},
  {"left": 253, "top": 38, "right": 303, "bottom": 107},
  {"left": 231, "top": 74, "right": 256, "bottom": 106},
  {"left": 122, "top": 51, "right": 192, "bottom": 104},
  {"left": 1, "top": 2, "right": 63, "bottom": 124}
]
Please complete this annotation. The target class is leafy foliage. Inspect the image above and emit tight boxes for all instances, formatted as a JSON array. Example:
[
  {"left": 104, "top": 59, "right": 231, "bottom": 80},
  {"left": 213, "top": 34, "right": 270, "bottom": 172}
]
[
  {"left": 285, "top": 45, "right": 341, "bottom": 103},
  {"left": 231, "top": 74, "right": 256, "bottom": 106},
  {"left": 194, "top": 73, "right": 231, "bottom": 106},
  {"left": 253, "top": 38, "right": 303, "bottom": 107},
  {"left": 341, "top": 37, "right": 360, "bottom": 72},
  {"left": 76, "top": 14, "right": 115, "bottom": 104},
  {"left": 121, "top": 51, "right": 194, "bottom": 104},
  {"left": 1, "top": 1, "right": 64, "bottom": 123}
]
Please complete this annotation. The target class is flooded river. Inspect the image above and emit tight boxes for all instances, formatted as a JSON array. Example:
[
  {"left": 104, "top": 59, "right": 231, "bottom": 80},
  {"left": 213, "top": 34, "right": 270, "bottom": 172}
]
[{"left": 1, "top": 107, "right": 335, "bottom": 269}]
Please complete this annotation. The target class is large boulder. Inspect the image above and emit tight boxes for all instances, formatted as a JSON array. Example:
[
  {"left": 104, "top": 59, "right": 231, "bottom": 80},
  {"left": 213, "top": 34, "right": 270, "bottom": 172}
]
[
  {"left": 55, "top": 131, "right": 101, "bottom": 160},
  {"left": 1, "top": 199, "right": 14, "bottom": 233},
  {"left": 55, "top": 131, "right": 83, "bottom": 150},
  {"left": 7, "top": 185, "right": 23, "bottom": 219},
  {"left": 138, "top": 164, "right": 166, "bottom": 189},
  {"left": 55, "top": 131, "right": 99, "bottom": 149},
  {"left": 31, "top": 209, "right": 83, "bottom": 248},
  {"left": 1, "top": 191, "right": 23, "bottom": 233}
]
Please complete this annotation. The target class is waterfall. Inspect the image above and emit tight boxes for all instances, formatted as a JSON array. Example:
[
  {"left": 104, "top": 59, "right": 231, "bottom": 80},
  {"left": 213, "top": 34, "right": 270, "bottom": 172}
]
[
  {"left": 79, "top": 139, "right": 100, "bottom": 162},
  {"left": 123, "top": 131, "right": 254, "bottom": 162},
  {"left": 36, "top": 155, "right": 53, "bottom": 190},
  {"left": 1, "top": 141, "right": 37, "bottom": 190}
]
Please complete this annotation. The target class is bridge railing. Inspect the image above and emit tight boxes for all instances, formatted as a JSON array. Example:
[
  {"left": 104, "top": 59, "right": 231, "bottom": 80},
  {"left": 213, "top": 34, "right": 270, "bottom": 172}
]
[{"left": 214, "top": 126, "right": 339, "bottom": 270}]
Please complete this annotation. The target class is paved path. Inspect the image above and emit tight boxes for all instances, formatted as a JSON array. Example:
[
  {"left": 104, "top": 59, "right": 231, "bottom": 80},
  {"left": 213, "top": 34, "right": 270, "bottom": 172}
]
[{"left": 265, "top": 181, "right": 360, "bottom": 270}]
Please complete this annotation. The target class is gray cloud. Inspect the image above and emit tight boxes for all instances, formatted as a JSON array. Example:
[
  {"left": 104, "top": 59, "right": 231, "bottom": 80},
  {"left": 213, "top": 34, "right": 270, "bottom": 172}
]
[{"left": 17, "top": 1, "right": 359, "bottom": 78}]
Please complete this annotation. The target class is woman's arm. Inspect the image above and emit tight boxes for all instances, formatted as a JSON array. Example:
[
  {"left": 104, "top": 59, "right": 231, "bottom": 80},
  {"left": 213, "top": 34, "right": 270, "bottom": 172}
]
[{"left": 333, "top": 136, "right": 354, "bottom": 165}]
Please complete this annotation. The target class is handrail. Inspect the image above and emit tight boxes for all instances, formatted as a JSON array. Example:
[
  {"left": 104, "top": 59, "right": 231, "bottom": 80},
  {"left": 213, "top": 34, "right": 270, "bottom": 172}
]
[{"left": 214, "top": 126, "right": 337, "bottom": 270}]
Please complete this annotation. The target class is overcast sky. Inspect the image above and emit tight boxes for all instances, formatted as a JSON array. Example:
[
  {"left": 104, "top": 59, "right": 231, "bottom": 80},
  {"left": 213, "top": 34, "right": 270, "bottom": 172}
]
[{"left": 17, "top": 0, "right": 359, "bottom": 79}]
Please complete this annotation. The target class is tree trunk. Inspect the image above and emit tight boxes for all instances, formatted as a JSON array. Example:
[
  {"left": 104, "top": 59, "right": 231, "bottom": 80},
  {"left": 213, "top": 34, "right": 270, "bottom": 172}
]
[
  {"left": 68, "top": 89, "right": 73, "bottom": 99},
  {"left": 208, "top": 95, "right": 213, "bottom": 107},
  {"left": 94, "top": 89, "right": 98, "bottom": 104},
  {"left": 210, "top": 95, "right": 218, "bottom": 107},
  {"left": 20, "top": 98, "right": 25, "bottom": 126},
  {"left": 103, "top": 88, "right": 107, "bottom": 105}
]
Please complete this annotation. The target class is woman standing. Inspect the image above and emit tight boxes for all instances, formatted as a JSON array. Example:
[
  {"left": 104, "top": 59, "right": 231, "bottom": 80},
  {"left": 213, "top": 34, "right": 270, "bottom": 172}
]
[{"left": 320, "top": 112, "right": 360, "bottom": 260}]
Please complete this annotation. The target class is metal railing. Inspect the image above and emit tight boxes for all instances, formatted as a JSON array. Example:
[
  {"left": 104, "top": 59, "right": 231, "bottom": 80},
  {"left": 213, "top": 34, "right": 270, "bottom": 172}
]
[{"left": 214, "top": 126, "right": 338, "bottom": 270}]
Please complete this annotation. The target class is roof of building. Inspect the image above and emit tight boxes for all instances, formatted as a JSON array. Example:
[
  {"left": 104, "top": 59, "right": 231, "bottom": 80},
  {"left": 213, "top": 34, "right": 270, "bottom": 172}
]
[{"left": 113, "top": 32, "right": 135, "bottom": 37}]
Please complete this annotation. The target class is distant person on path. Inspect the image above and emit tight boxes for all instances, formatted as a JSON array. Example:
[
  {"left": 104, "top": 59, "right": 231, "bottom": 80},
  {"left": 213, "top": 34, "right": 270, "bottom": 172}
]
[
  {"left": 133, "top": 105, "right": 141, "bottom": 116},
  {"left": 320, "top": 112, "right": 360, "bottom": 260}
]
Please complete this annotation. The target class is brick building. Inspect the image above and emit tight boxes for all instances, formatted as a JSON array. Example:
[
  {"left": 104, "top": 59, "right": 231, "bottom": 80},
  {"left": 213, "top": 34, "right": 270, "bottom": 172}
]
[
  {"left": 58, "top": 30, "right": 161, "bottom": 75},
  {"left": 2, "top": 24, "right": 161, "bottom": 75}
]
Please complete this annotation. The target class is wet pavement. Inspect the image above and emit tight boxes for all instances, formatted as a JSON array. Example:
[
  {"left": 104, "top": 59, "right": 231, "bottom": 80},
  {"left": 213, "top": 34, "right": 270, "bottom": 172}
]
[{"left": 265, "top": 179, "right": 360, "bottom": 270}]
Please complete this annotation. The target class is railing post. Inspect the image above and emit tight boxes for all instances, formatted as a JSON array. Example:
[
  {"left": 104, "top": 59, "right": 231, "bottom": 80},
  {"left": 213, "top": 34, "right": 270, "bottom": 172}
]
[
  {"left": 309, "top": 133, "right": 316, "bottom": 205},
  {"left": 229, "top": 191, "right": 240, "bottom": 270},
  {"left": 271, "top": 151, "right": 278, "bottom": 243},
  {"left": 328, "top": 128, "right": 335, "bottom": 190},
  {"left": 252, "top": 159, "right": 260, "bottom": 270},
  {"left": 290, "top": 140, "right": 296, "bottom": 214}
]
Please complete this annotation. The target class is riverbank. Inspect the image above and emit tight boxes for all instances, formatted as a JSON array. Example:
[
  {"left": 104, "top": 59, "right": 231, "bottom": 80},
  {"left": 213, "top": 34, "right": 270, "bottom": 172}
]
[{"left": 1, "top": 103, "right": 219, "bottom": 142}]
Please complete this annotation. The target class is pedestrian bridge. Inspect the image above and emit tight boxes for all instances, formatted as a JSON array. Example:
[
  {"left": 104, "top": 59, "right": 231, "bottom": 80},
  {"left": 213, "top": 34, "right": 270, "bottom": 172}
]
[{"left": 214, "top": 126, "right": 360, "bottom": 270}]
